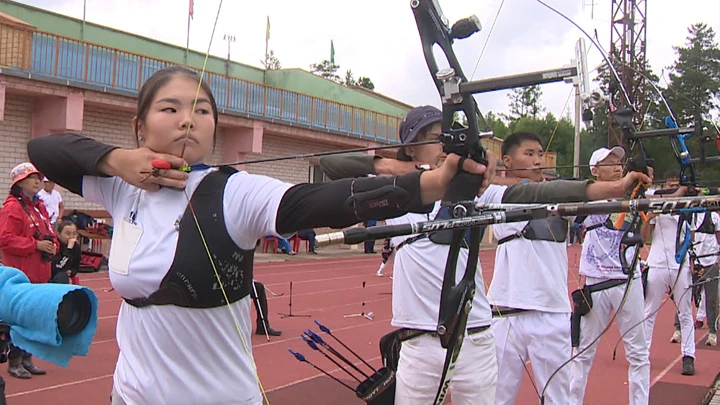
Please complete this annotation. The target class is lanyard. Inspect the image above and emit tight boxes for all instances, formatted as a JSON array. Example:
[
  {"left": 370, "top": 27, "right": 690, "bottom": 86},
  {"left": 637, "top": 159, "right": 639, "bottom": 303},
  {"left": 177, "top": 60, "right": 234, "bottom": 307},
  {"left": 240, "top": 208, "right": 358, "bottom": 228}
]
[{"left": 16, "top": 196, "right": 53, "bottom": 239}]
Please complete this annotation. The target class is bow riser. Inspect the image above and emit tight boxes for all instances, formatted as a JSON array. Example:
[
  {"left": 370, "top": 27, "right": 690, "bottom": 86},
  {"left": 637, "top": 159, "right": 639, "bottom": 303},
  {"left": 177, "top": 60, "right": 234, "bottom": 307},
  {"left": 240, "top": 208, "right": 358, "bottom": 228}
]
[{"left": 411, "top": 1, "right": 488, "bottom": 403}]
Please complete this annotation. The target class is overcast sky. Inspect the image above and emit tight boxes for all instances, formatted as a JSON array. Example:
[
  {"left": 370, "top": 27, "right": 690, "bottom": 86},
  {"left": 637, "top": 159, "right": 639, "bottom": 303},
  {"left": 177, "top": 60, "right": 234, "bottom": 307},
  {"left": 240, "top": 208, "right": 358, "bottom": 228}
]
[{"left": 15, "top": 0, "right": 720, "bottom": 121}]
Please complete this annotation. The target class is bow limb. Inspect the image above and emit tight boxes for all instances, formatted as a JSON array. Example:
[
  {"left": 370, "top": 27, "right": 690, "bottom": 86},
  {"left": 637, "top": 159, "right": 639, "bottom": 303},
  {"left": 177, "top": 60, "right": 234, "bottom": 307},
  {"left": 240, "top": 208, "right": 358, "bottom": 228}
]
[
  {"left": 177, "top": 1, "right": 269, "bottom": 404},
  {"left": 410, "top": 1, "right": 488, "bottom": 403}
]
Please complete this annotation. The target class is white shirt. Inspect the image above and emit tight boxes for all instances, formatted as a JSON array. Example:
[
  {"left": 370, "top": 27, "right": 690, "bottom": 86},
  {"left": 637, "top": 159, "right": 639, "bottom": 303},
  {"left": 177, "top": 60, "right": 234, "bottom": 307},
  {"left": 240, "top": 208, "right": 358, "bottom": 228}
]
[
  {"left": 579, "top": 214, "right": 640, "bottom": 280},
  {"left": 83, "top": 169, "right": 292, "bottom": 405},
  {"left": 387, "top": 196, "right": 493, "bottom": 331},
  {"left": 38, "top": 189, "right": 62, "bottom": 222},
  {"left": 691, "top": 212, "right": 720, "bottom": 268},
  {"left": 647, "top": 214, "right": 689, "bottom": 270},
  {"left": 487, "top": 185, "right": 572, "bottom": 313}
]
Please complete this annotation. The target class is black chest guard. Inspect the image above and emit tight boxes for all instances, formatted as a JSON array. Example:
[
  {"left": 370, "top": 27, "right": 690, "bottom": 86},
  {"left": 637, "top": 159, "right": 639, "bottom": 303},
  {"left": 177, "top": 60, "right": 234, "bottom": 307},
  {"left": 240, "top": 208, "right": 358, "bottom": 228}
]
[
  {"left": 696, "top": 213, "right": 715, "bottom": 235},
  {"left": 124, "top": 166, "right": 254, "bottom": 309},
  {"left": 497, "top": 216, "right": 568, "bottom": 245}
]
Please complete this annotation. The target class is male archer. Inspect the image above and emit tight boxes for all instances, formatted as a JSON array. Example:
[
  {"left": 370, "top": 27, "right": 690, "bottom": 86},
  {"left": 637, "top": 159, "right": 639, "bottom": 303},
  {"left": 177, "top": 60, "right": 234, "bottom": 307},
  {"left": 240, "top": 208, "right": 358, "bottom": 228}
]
[
  {"left": 641, "top": 171, "right": 695, "bottom": 376},
  {"left": 319, "top": 106, "right": 650, "bottom": 405},
  {"left": 568, "top": 147, "right": 651, "bottom": 405}
]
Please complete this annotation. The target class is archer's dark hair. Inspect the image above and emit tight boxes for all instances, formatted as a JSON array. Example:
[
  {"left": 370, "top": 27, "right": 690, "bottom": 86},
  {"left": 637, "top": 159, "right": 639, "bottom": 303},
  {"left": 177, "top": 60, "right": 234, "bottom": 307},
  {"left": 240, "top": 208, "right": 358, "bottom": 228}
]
[
  {"left": 501, "top": 132, "right": 544, "bottom": 157},
  {"left": 664, "top": 169, "right": 680, "bottom": 181},
  {"left": 134, "top": 65, "right": 219, "bottom": 147}
]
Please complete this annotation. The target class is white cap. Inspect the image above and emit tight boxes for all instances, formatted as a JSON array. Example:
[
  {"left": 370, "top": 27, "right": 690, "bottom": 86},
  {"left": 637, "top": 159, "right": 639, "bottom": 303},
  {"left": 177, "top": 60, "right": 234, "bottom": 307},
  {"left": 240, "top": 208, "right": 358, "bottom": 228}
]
[
  {"left": 43, "top": 177, "right": 49, "bottom": 182},
  {"left": 589, "top": 146, "right": 625, "bottom": 169}
]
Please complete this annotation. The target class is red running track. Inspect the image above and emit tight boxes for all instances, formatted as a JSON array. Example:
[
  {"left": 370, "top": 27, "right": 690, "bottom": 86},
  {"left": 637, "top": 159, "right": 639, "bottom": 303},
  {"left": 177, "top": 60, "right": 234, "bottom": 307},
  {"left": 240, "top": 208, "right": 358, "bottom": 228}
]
[{"left": 2, "top": 245, "right": 719, "bottom": 404}]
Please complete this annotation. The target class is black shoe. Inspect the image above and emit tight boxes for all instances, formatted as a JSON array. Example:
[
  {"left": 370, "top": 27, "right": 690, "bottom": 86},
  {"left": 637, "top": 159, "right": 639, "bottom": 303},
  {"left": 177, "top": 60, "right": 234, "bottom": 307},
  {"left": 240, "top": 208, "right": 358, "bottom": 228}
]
[
  {"left": 256, "top": 324, "right": 282, "bottom": 337},
  {"left": 21, "top": 356, "right": 45, "bottom": 375},
  {"left": 7, "top": 358, "right": 31, "bottom": 379},
  {"left": 681, "top": 356, "right": 695, "bottom": 376}
]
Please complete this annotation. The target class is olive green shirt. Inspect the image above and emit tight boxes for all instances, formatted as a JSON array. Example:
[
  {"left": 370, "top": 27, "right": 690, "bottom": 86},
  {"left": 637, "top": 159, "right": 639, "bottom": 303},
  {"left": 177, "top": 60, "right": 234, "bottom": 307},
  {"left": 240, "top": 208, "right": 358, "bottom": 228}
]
[{"left": 318, "top": 153, "right": 592, "bottom": 203}]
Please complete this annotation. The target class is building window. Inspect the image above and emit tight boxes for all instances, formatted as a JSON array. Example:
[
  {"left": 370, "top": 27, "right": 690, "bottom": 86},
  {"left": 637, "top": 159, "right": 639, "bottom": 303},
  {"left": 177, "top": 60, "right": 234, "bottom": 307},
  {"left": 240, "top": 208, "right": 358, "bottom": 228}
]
[{"left": 309, "top": 164, "right": 327, "bottom": 183}]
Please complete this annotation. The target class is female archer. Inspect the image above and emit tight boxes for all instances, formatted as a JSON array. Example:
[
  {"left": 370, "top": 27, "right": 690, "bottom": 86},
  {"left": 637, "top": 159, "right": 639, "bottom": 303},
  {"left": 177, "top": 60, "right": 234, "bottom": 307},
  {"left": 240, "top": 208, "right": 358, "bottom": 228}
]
[{"left": 27, "top": 65, "right": 492, "bottom": 405}]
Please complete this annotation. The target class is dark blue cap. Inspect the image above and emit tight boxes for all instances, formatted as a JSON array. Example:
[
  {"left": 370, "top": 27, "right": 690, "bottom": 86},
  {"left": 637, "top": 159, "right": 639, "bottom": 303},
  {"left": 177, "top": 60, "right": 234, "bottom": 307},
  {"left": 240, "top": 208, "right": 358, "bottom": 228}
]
[{"left": 399, "top": 105, "right": 442, "bottom": 144}]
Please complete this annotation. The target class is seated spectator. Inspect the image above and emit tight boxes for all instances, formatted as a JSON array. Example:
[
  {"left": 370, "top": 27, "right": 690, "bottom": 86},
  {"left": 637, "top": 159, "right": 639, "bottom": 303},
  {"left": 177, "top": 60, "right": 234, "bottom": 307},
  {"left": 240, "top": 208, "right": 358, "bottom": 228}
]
[
  {"left": 296, "top": 229, "right": 317, "bottom": 254},
  {"left": 275, "top": 237, "right": 296, "bottom": 255}
]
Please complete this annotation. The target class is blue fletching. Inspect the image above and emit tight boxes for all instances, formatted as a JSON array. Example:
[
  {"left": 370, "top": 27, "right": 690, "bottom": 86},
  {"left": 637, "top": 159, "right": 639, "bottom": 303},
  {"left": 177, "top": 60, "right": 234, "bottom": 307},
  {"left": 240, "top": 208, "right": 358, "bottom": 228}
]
[
  {"left": 315, "top": 320, "right": 331, "bottom": 334},
  {"left": 305, "top": 339, "right": 319, "bottom": 351},
  {"left": 307, "top": 330, "right": 324, "bottom": 344},
  {"left": 665, "top": 116, "right": 677, "bottom": 129},
  {"left": 189, "top": 163, "right": 212, "bottom": 172},
  {"left": 289, "top": 349, "right": 306, "bottom": 362}
]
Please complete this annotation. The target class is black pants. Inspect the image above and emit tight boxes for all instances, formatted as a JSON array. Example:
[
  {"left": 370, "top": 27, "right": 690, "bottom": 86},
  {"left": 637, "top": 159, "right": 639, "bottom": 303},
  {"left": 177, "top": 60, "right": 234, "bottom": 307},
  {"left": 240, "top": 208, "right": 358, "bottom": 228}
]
[
  {"left": 675, "top": 263, "right": 719, "bottom": 333},
  {"left": 0, "top": 375, "right": 6, "bottom": 405},
  {"left": 297, "top": 230, "right": 317, "bottom": 252},
  {"left": 7, "top": 344, "right": 28, "bottom": 361}
]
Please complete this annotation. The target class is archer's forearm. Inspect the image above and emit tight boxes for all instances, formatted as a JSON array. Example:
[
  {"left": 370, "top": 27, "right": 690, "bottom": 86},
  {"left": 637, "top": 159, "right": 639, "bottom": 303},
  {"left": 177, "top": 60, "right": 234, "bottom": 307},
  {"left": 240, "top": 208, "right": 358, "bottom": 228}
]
[
  {"left": 28, "top": 133, "right": 118, "bottom": 194},
  {"left": 318, "top": 154, "right": 378, "bottom": 180},
  {"left": 502, "top": 180, "right": 592, "bottom": 203},
  {"left": 275, "top": 171, "right": 433, "bottom": 234}
]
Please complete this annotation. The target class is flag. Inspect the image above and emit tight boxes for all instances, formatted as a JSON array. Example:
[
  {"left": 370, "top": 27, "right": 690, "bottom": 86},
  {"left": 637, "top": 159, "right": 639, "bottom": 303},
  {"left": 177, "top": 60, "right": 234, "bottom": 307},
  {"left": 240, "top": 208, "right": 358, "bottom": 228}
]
[
  {"left": 189, "top": 0, "right": 194, "bottom": 19},
  {"left": 330, "top": 40, "right": 335, "bottom": 64},
  {"left": 266, "top": 16, "right": 270, "bottom": 42}
]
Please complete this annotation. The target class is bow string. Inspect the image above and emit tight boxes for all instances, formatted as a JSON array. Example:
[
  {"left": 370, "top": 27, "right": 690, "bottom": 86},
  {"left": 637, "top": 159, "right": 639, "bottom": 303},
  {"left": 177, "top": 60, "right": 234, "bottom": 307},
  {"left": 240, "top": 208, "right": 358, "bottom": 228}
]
[{"left": 176, "top": 1, "right": 270, "bottom": 403}]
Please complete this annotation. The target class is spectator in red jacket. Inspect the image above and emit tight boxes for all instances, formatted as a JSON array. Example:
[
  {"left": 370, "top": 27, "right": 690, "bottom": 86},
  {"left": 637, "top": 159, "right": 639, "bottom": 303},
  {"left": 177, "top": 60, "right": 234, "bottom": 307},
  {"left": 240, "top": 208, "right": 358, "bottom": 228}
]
[{"left": 0, "top": 162, "right": 56, "bottom": 379}]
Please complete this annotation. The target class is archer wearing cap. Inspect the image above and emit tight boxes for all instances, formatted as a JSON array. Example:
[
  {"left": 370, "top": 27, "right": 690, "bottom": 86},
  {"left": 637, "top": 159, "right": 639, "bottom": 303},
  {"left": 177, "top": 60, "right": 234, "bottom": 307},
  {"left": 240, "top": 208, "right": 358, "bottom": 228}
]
[
  {"left": 589, "top": 146, "right": 625, "bottom": 173},
  {"left": 397, "top": 105, "right": 444, "bottom": 167},
  {"left": 569, "top": 145, "right": 651, "bottom": 405}
]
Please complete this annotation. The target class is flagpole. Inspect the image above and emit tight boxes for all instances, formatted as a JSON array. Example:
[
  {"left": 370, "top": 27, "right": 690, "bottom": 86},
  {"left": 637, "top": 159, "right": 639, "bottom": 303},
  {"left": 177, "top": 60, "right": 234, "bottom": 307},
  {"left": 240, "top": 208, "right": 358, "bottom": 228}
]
[
  {"left": 265, "top": 16, "right": 270, "bottom": 64},
  {"left": 263, "top": 16, "right": 269, "bottom": 84},
  {"left": 81, "top": 0, "right": 86, "bottom": 40},
  {"left": 185, "top": 0, "right": 192, "bottom": 65}
]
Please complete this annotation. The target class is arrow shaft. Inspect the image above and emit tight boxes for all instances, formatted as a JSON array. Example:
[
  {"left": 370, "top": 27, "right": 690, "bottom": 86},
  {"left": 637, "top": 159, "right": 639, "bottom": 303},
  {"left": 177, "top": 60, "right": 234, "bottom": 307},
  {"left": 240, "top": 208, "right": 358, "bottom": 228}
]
[{"left": 325, "top": 332, "right": 378, "bottom": 373}]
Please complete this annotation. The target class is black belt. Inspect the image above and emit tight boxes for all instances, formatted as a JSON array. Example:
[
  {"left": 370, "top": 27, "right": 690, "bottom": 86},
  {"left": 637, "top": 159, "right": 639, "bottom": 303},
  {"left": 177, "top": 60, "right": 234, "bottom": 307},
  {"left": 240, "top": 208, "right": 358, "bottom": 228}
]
[
  {"left": 497, "top": 232, "right": 522, "bottom": 245},
  {"left": 586, "top": 278, "right": 627, "bottom": 293},
  {"left": 490, "top": 306, "right": 529, "bottom": 318},
  {"left": 396, "top": 325, "right": 490, "bottom": 342}
]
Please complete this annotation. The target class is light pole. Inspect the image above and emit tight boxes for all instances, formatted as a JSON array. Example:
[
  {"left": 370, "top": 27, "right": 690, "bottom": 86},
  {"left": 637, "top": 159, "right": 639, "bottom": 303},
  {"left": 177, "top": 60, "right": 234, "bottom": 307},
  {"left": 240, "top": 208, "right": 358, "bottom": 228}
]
[
  {"left": 223, "top": 34, "right": 236, "bottom": 60},
  {"left": 223, "top": 34, "right": 235, "bottom": 76}
]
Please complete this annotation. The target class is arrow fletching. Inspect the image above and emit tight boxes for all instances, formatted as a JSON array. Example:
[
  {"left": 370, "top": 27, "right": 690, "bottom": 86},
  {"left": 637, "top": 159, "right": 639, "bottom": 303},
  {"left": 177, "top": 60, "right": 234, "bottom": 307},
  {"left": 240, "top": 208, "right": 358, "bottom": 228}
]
[
  {"left": 315, "top": 320, "right": 331, "bottom": 334},
  {"left": 288, "top": 349, "right": 306, "bottom": 362}
]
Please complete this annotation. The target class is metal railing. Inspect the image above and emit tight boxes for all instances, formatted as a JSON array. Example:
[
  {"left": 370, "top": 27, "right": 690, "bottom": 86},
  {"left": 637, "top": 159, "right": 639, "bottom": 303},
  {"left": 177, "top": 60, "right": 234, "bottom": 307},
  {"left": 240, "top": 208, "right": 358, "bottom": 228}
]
[
  {"left": 0, "top": 23, "right": 558, "bottom": 165},
  {"left": 0, "top": 23, "right": 401, "bottom": 142}
]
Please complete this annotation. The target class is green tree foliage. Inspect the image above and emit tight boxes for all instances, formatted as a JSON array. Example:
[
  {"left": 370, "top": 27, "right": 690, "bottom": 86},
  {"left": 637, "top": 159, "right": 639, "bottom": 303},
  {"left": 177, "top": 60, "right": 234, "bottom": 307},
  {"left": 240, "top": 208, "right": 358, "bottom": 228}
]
[
  {"left": 507, "top": 85, "right": 545, "bottom": 119},
  {"left": 261, "top": 50, "right": 281, "bottom": 70},
  {"left": 342, "top": 70, "right": 375, "bottom": 90},
  {"left": 476, "top": 23, "right": 720, "bottom": 184},
  {"left": 665, "top": 23, "right": 720, "bottom": 183},
  {"left": 310, "top": 60, "right": 342, "bottom": 83},
  {"left": 356, "top": 76, "right": 375, "bottom": 90},
  {"left": 344, "top": 69, "right": 356, "bottom": 86}
]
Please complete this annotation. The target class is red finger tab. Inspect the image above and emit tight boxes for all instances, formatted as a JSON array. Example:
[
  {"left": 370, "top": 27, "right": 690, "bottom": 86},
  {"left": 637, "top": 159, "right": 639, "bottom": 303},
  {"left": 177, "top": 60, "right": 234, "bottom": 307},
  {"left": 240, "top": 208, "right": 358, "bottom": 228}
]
[{"left": 151, "top": 159, "right": 172, "bottom": 169}]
